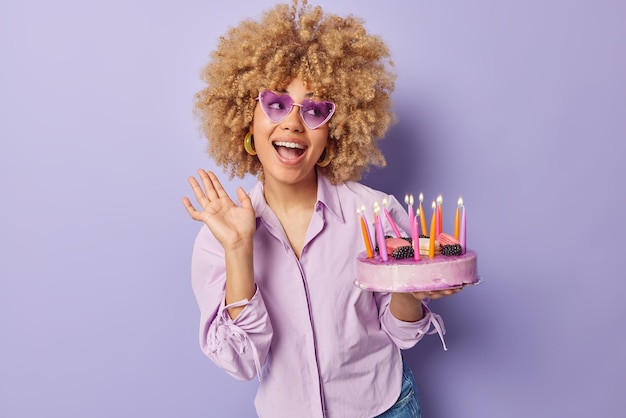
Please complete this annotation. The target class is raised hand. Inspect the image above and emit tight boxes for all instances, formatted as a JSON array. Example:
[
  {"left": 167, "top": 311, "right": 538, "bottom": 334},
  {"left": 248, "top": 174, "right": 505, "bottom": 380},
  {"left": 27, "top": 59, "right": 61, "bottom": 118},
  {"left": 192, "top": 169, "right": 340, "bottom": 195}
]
[{"left": 182, "top": 169, "right": 256, "bottom": 251}]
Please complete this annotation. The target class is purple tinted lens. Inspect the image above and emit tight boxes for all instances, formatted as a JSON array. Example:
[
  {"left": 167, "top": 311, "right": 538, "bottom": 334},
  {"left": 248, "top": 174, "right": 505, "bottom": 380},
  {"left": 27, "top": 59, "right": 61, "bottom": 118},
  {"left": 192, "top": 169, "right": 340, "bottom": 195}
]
[
  {"left": 259, "top": 91, "right": 293, "bottom": 122},
  {"left": 258, "top": 90, "right": 335, "bottom": 129},
  {"left": 300, "top": 99, "right": 335, "bottom": 129}
]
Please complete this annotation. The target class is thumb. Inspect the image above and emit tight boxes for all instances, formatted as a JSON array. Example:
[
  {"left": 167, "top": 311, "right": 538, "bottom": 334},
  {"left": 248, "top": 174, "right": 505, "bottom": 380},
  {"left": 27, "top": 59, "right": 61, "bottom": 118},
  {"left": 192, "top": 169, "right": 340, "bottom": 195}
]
[{"left": 236, "top": 187, "right": 253, "bottom": 209}]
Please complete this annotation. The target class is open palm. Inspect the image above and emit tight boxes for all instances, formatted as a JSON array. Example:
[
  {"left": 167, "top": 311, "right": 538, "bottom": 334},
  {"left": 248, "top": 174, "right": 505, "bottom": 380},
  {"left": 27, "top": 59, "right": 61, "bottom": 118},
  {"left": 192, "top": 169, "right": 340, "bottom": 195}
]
[{"left": 182, "top": 170, "right": 256, "bottom": 250}]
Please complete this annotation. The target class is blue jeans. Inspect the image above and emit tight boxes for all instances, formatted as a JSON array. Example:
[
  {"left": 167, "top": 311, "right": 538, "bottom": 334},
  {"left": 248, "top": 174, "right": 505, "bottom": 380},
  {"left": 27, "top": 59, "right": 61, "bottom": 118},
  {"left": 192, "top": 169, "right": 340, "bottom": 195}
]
[{"left": 374, "top": 362, "right": 421, "bottom": 417}]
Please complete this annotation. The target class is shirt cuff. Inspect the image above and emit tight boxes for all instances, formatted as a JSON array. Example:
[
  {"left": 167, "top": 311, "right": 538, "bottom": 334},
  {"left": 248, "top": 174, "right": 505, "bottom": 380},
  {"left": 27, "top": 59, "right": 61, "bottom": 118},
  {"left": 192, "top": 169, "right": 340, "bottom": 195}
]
[
  {"left": 387, "top": 302, "right": 448, "bottom": 351},
  {"left": 212, "top": 287, "right": 272, "bottom": 380}
]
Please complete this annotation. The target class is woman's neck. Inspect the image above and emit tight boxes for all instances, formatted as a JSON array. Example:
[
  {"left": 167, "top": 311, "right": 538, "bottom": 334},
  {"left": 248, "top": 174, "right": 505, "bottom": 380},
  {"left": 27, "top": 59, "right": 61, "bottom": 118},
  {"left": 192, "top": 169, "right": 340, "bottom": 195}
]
[{"left": 263, "top": 171, "right": 318, "bottom": 215}]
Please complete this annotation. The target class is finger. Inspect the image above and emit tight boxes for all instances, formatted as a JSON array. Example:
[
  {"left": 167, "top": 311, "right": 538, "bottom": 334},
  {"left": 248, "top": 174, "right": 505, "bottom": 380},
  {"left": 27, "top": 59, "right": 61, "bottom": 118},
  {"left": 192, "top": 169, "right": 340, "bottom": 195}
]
[
  {"left": 198, "top": 170, "right": 232, "bottom": 204},
  {"left": 411, "top": 291, "right": 430, "bottom": 301},
  {"left": 208, "top": 171, "right": 230, "bottom": 200},
  {"left": 431, "top": 288, "right": 462, "bottom": 298},
  {"left": 443, "top": 287, "right": 462, "bottom": 295},
  {"left": 181, "top": 197, "right": 202, "bottom": 221},
  {"left": 197, "top": 169, "right": 218, "bottom": 202},
  {"left": 188, "top": 176, "right": 209, "bottom": 205}
]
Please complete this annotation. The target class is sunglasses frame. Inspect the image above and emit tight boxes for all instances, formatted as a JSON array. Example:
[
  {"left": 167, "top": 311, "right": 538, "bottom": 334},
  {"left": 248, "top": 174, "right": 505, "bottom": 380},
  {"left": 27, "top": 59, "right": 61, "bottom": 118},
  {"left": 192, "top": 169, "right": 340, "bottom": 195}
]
[{"left": 257, "top": 90, "right": 336, "bottom": 130}]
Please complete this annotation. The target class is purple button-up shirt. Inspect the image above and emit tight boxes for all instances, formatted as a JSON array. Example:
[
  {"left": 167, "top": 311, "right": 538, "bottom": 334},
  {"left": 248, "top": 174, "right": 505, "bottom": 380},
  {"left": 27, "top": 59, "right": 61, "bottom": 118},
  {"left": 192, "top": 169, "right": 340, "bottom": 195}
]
[{"left": 191, "top": 174, "right": 444, "bottom": 417}]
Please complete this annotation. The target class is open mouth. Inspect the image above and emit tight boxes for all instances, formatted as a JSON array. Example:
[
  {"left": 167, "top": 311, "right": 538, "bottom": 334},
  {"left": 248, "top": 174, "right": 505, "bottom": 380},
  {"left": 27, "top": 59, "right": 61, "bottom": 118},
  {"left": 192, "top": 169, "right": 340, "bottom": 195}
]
[{"left": 273, "top": 141, "right": 307, "bottom": 160}]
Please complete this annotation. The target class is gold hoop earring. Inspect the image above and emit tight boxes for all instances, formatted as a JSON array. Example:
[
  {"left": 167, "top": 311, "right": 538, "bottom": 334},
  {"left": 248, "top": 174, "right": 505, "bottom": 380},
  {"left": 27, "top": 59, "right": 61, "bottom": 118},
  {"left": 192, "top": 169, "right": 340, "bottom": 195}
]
[
  {"left": 244, "top": 132, "right": 257, "bottom": 155},
  {"left": 316, "top": 147, "right": 331, "bottom": 167}
]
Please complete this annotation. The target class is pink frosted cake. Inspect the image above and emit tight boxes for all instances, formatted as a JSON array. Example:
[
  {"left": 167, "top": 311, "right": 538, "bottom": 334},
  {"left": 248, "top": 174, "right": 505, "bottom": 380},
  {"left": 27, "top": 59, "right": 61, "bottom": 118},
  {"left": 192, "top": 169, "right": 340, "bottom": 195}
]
[
  {"left": 354, "top": 194, "right": 479, "bottom": 292},
  {"left": 355, "top": 248, "right": 478, "bottom": 292}
]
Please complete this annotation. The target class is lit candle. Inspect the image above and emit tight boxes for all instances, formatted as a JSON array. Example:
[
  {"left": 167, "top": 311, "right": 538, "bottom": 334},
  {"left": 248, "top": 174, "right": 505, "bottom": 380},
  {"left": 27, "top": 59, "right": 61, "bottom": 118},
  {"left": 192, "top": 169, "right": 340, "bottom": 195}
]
[
  {"left": 459, "top": 200, "right": 466, "bottom": 254},
  {"left": 454, "top": 197, "right": 462, "bottom": 239},
  {"left": 418, "top": 193, "right": 427, "bottom": 236},
  {"left": 406, "top": 195, "right": 420, "bottom": 261},
  {"left": 382, "top": 197, "right": 401, "bottom": 238},
  {"left": 405, "top": 194, "right": 414, "bottom": 232},
  {"left": 358, "top": 208, "right": 374, "bottom": 258},
  {"left": 429, "top": 201, "right": 436, "bottom": 258},
  {"left": 374, "top": 203, "right": 388, "bottom": 261},
  {"left": 436, "top": 194, "right": 443, "bottom": 237},
  {"left": 413, "top": 209, "right": 421, "bottom": 261}
]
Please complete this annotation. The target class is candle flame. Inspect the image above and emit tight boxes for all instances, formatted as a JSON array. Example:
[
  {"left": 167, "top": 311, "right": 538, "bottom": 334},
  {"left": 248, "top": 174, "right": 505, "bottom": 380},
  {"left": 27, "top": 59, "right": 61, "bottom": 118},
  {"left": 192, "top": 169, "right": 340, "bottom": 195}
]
[
  {"left": 382, "top": 197, "right": 388, "bottom": 206},
  {"left": 404, "top": 194, "right": 414, "bottom": 206},
  {"left": 458, "top": 197, "right": 463, "bottom": 207},
  {"left": 361, "top": 204, "right": 366, "bottom": 213},
  {"left": 436, "top": 195, "right": 443, "bottom": 205},
  {"left": 419, "top": 193, "right": 424, "bottom": 203},
  {"left": 409, "top": 195, "right": 414, "bottom": 205},
  {"left": 374, "top": 201, "right": 380, "bottom": 214},
  {"left": 432, "top": 201, "right": 436, "bottom": 210},
  {"left": 416, "top": 208, "right": 420, "bottom": 217}
]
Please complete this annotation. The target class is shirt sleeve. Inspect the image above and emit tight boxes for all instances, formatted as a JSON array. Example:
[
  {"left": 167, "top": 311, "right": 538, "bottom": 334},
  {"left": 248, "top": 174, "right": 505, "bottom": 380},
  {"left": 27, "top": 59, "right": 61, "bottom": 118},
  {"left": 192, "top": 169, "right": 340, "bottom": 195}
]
[
  {"left": 191, "top": 226, "right": 273, "bottom": 381},
  {"left": 376, "top": 294, "right": 448, "bottom": 350}
]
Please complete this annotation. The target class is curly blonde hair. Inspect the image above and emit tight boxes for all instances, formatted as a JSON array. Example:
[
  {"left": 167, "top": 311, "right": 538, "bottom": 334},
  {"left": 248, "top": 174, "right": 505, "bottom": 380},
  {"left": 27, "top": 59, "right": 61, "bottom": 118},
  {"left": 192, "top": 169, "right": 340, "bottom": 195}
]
[{"left": 194, "top": 0, "right": 396, "bottom": 184}]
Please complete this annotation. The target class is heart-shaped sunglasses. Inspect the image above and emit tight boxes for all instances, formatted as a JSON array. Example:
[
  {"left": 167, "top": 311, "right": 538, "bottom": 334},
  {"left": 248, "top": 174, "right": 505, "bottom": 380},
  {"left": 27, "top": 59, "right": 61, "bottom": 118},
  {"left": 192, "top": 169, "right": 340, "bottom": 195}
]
[{"left": 257, "top": 90, "right": 336, "bottom": 130}]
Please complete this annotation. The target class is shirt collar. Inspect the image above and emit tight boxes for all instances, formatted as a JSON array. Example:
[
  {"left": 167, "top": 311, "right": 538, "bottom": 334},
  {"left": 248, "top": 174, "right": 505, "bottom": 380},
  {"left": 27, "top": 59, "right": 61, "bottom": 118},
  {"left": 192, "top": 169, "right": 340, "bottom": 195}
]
[
  {"left": 315, "top": 172, "right": 345, "bottom": 223},
  {"left": 249, "top": 172, "right": 345, "bottom": 224}
]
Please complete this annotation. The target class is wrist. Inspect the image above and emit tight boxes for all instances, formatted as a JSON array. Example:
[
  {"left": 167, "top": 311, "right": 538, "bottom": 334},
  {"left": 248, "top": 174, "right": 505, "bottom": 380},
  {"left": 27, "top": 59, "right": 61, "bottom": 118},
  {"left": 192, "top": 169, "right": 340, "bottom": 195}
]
[{"left": 390, "top": 293, "right": 424, "bottom": 322}]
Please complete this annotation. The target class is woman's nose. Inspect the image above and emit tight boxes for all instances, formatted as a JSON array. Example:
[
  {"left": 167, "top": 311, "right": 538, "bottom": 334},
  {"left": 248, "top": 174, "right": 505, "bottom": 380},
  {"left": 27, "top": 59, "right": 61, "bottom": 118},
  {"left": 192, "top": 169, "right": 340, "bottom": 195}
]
[{"left": 279, "top": 105, "right": 305, "bottom": 131}]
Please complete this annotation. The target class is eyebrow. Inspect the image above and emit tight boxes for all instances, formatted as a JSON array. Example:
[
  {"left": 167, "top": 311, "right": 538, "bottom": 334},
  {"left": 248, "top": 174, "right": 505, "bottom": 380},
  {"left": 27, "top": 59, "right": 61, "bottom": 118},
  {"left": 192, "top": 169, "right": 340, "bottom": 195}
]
[{"left": 280, "top": 88, "right": 315, "bottom": 98}]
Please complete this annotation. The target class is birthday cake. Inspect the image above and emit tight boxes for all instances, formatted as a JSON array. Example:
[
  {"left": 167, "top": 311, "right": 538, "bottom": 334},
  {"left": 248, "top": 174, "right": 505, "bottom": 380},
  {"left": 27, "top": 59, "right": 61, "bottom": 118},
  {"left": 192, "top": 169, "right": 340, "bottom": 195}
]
[
  {"left": 355, "top": 237, "right": 478, "bottom": 292},
  {"left": 354, "top": 196, "right": 479, "bottom": 292}
]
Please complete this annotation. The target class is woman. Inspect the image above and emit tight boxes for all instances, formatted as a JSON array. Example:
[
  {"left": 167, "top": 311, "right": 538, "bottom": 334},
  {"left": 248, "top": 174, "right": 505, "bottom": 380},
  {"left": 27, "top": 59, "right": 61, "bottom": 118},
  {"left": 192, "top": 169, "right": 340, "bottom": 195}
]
[{"left": 182, "top": 1, "right": 458, "bottom": 416}]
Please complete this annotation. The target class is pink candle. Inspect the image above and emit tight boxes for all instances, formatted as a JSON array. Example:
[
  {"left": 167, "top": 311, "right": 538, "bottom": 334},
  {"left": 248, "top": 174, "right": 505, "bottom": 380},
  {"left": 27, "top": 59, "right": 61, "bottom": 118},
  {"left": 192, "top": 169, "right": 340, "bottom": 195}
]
[
  {"left": 405, "top": 195, "right": 419, "bottom": 261},
  {"left": 382, "top": 198, "right": 401, "bottom": 238},
  {"left": 413, "top": 209, "right": 421, "bottom": 261},
  {"left": 435, "top": 195, "right": 442, "bottom": 237},
  {"left": 405, "top": 195, "right": 414, "bottom": 230},
  {"left": 454, "top": 197, "right": 462, "bottom": 239},
  {"left": 459, "top": 202, "right": 466, "bottom": 254},
  {"left": 374, "top": 204, "right": 388, "bottom": 261}
]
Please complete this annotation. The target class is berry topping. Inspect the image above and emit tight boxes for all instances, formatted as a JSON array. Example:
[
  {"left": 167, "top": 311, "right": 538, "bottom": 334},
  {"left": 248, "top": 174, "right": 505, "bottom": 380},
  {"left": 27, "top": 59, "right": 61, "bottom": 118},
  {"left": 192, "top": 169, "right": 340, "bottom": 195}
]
[
  {"left": 441, "top": 244, "right": 463, "bottom": 256},
  {"left": 390, "top": 246, "right": 415, "bottom": 259}
]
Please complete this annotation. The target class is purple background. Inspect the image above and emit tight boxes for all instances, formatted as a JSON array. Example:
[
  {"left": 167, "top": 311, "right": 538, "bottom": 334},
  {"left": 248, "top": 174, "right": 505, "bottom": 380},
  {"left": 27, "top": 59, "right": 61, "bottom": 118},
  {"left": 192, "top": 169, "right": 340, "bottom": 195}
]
[{"left": 1, "top": 1, "right": 624, "bottom": 417}]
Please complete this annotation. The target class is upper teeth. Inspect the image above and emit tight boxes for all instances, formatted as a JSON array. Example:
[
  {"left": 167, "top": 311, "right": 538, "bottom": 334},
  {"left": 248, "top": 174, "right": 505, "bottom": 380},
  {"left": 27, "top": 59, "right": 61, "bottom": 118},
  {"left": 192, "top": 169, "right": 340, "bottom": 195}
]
[{"left": 274, "top": 141, "right": 305, "bottom": 149}]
